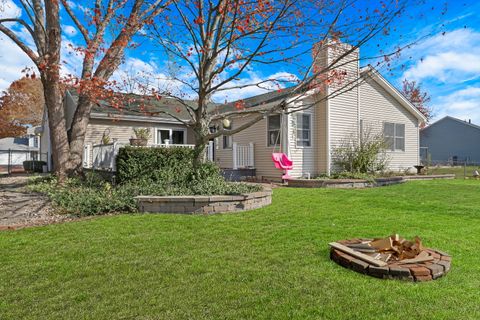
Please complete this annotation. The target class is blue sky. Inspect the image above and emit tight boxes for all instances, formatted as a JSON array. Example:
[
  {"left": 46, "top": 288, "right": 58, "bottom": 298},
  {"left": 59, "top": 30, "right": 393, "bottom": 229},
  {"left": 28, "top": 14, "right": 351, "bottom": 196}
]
[{"left": 0, "top": 0, "right": 479, "bottom": 124}]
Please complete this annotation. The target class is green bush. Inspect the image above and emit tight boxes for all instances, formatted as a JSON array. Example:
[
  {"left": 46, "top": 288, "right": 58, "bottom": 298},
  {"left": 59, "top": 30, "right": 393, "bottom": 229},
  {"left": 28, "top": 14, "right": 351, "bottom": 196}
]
[
  {"left": 116, "top": 146, "right": 195, "bottom": 184},
  {"left": 28, "top": 148, "right": 262, "bottom": 216},
  {"left": 332, "top": 126, "right": 389, "bottom": 174},
  {"left": 23, "top": 160, "right": 47, "bottom": 173}
]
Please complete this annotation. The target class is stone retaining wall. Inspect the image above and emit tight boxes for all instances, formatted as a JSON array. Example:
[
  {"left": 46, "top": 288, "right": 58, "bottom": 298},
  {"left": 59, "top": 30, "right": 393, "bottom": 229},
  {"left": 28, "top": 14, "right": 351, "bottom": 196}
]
[
  {"left": 330, "top": 243, "right": 451, "bottom": 282},
  {"left": 135, "top": 186, "right": 271, "bottom": 214},
  {"left": 288, "top": 174, "right": 454, "bottom": 189}
]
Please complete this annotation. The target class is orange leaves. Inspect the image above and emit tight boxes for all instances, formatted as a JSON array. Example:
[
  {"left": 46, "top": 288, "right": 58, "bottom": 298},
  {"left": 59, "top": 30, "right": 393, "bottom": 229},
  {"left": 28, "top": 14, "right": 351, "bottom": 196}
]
[
  {"left": 0, "top": 77, "right": 44, "bottom": 137},
  {"left": 194, "top": 16, "right": 204, "bottom": 24},
  {"left": 234, "top": 100, "right": 246, "bottom": 110}
]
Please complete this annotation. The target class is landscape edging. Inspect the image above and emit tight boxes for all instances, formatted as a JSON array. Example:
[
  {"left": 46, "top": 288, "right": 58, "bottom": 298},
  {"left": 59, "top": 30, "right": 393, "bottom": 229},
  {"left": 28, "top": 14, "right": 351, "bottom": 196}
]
[{"left": 135, "top": 185, "right": 272, "bottom": 214}]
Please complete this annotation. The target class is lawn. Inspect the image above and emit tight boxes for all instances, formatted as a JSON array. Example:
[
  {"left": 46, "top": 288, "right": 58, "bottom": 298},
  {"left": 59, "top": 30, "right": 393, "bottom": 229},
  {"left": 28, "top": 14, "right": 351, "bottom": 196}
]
[
  {"left": 426, "top": 165, "right": 480, "bottom": 179},
  {"left": 1, "top": 180, "right": 480, "bottom": 319}
]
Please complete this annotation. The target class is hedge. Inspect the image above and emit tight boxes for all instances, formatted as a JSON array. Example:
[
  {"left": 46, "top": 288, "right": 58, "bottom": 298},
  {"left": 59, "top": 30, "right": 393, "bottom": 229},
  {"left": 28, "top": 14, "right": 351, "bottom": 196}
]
[
  {"left": 116, "top": 146, "right": 196, "bottom": 184},
  {"left": 23, "top": 160, "right": 47, "bottom": 173}
]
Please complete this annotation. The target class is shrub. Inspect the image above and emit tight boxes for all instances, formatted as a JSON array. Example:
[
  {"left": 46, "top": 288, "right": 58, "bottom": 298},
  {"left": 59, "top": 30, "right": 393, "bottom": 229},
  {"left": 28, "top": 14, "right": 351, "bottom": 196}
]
[
  {"left": 23, "top": 160, "right": 47, "bottom": 173},
  {"left": 116, "top": 146, "right": 195, "bottom": 184},
  {"left": 29, "top": 149, "right": 262, "bottom": 216},
  {"left": 332, "top": 126, "right": 389, "bottom": 174}
]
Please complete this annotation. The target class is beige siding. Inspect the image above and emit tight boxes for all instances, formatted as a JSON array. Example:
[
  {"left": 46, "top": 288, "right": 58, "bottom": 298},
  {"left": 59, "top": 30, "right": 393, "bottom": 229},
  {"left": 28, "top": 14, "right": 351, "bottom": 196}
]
[
  {"left": 214, "top": 116, "right": 282, "bottom": 180},
  {"left": 359, "top": 77, "right": 419, "bottom": 171},
  {"left": 288, "top": 99, "right": 315, "bottom": 177},
  {"left": 85, "top": 119, "right": 194, "bottom": 146},
  {"left": 327, "top": 49, "right": 360, "bottom": 173},
  {"left": 84, "top": 118, "right": 194, "bottom": 166},
  {"left": 314, "top": 95, "right": 328, "bottom": 174}
]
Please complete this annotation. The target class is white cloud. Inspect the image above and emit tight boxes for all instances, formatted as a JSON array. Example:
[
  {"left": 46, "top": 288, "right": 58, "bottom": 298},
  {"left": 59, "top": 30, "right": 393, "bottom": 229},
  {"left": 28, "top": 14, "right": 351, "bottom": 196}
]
[
  {"left": 0, "top": 34, "right": 36, "bottom": 91},
  {"left": 212, "top": 71, "right": 299, "bottom": 103},
  {"left": 63, "top": 25, "right": 78, "bottom": 37},
  {"left": 0, "top": 0, "right": 21, "bottom": 19},
  {"left": 402, "top": 29, "right": 480, "bottom": 83},
  {"left": 433, "top": 86, "right": 480, "bottom": 124}
]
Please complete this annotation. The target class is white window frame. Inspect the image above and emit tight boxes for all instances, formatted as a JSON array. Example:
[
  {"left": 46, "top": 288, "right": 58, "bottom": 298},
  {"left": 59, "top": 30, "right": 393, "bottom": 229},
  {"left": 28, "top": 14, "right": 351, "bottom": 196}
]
[
  {"left": 155, "top": 128, "right": 187, "bottom": 145},
  {"left": 267, "top": 114, "right": 282, "bottom": 148},
  {"left": 222, "top": 122, "right": 233, "bottom": 149},
  {"left": 295, "top": 113, "right": 312, "bottom": 148},
  {"left": 384, "top": 122, "right": 405, "bottom": 152}
]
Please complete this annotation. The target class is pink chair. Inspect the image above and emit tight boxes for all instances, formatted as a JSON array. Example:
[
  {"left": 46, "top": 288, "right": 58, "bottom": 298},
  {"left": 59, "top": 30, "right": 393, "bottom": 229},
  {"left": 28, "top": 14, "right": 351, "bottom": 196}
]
[{"left": 272, "top": 153, "right": 293, "bottom": 180}]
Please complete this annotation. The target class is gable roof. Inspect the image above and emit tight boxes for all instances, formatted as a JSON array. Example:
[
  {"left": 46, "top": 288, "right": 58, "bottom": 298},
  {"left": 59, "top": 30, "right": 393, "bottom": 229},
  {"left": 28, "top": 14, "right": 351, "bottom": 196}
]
[
  {"left": 0, "top": 137, "right": 37, "bottom": 151},
  {"left": 359, "top": 66, "right": 427, "bottom": 122},
  {"left": 212, "top": 86, "right": 299, "bottom": 114},
  {"left": 421, "top": 116, "right": 480, "bottom": 132},
  {"left": 67, "top": 90, "right": 220, "bottom": 122}
]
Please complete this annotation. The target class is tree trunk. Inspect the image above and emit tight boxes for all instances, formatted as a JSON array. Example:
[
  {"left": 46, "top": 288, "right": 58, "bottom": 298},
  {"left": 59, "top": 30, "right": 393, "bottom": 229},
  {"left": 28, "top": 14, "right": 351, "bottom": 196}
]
[
  {"left": 192, "top": 119, "right": 211, "bottom": 168},
  {"left": 67, "top": 95, "right": 94, "bottom": 175},
  {"left": 42, "top": 78, "right": 70, "bottom": 181}
]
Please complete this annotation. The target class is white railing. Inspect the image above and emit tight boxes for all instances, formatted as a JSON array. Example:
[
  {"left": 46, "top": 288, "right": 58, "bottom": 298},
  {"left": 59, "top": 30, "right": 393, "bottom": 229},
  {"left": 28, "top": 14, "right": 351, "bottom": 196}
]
[
  {"left": 88, "top": 142, "right": 210, "bottom": 171},
  {"left": 233, "top": 142, "right": 254, "bottom": 169},
  {"left": 92, "top": 143, "right": 121, "bottom": 171}
]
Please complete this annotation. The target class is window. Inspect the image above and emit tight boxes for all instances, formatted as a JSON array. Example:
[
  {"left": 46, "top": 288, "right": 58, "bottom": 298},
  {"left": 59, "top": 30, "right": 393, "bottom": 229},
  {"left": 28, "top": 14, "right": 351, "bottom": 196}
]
[
  {"left": 296, "top": 113, "right": 311, "bottom": 147},
  {"left": 156, "top": 129, "right": 186, "bottom": 145},
  {"left": 384, "top": 122, "right": 405, "bottom": 151},
  {"left": 222, "top": 123, "right": 233, "bottom": 149},
  {"left": 267, "top": 114, "right": 281, "bottom": 147}
]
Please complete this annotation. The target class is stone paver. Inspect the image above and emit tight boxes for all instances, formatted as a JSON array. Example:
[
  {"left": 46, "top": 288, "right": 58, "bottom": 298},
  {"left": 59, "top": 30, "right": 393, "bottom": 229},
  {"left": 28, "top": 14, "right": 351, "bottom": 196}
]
[{"left": 0, "top": 175, "right": 69, "bottom": 230}]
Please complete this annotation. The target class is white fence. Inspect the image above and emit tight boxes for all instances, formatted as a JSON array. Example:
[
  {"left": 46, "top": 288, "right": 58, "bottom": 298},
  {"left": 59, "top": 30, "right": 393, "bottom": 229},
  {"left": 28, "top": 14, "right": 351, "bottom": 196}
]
[
  {"left": 87, "top": 142, "right": 213, "bottom": 171},
  {"left": 232, "top": 142, "right": 254, "bottom": 169}
]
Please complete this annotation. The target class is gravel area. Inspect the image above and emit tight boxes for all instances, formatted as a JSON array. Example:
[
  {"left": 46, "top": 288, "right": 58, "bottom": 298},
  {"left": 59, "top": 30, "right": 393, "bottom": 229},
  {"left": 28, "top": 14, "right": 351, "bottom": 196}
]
[{"left": 0, "top": 175, "right": 71, "bottom": 230}]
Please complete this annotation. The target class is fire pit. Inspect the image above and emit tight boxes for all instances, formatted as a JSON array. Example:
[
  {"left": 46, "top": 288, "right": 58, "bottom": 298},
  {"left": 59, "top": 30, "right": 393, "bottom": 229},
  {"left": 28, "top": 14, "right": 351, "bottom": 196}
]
[{"left": 329, "top": 235, "right": 451, "bottom": 282}]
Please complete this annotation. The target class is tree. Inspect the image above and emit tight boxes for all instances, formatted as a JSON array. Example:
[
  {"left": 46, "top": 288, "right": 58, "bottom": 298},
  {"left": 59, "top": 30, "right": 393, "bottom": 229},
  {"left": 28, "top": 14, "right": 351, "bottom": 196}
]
[
  {"left": 0, "top": 0, "right": 170, "bottom": 180},
  {"left": 401, "top": 79, "right": 432, "bottom": 122},
  {"left": 142, "top": 0, "right": 429, "bottom": 166},
  {"left": 0, "top": 77, "right": 44, "bottom": 138}
]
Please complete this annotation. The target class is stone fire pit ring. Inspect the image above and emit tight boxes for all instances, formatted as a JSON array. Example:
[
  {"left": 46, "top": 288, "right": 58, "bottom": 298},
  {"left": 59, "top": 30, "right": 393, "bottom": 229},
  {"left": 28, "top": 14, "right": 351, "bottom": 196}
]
[{"left": 330, "top": 238, "right": 451, "bottom": 282}]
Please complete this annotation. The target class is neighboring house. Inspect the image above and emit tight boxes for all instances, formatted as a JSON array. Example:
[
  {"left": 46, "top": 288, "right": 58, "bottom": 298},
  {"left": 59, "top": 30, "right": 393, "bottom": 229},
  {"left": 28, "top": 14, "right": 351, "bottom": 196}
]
[
  {"left": 37, "top": 41, "right": 426, "bottom": 179},
  {"left": 420, "top": 116, "right": 480, "bottom": 165},
  {"left": 215, "top": 42, "right": 426, "bottom": 180},
  {"left": 0, "top": 134, "right": 40, "bottom": 173}
]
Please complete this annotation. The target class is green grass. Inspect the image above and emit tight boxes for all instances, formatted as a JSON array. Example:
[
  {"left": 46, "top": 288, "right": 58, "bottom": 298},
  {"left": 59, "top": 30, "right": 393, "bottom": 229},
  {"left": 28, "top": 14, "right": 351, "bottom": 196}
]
[
  {"left": 1, "top": 180, "right": 480, "bottom": 319},
  {"left": 426, "top": 165, "right": 480, "bottom": 179}
]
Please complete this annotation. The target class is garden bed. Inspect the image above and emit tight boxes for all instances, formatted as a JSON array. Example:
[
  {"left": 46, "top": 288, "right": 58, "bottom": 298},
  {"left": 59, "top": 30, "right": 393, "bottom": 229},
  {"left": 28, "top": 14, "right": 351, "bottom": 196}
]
[
  {"left": 288, "top": 174, "right": 454, "bottom": 189},
  {"left": 135, "top": 186, "right": 271, "bottom": 214}
]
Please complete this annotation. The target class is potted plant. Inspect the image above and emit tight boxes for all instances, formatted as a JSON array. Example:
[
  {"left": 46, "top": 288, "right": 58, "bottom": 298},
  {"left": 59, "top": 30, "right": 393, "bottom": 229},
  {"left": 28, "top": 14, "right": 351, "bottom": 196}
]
[{"left": 130, "top": 128, "right": 151, "bottom": 146}]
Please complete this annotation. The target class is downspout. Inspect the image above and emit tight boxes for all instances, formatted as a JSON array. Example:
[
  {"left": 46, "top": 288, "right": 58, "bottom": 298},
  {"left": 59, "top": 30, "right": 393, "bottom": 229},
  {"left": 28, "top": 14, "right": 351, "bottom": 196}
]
[{"left": 326, "top": 86, "right": 331, "bottom": 176}]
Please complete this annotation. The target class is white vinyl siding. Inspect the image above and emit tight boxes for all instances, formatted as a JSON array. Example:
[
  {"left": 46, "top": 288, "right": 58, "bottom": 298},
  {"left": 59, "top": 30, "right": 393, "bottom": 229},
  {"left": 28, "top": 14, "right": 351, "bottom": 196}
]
[
  {"left": 360, "top": 77, "right": 420, "bottom": 171},
  {"left": 288, "top": 100, "right": 315, "bottom": 178},
  {"left": 296, "top": 113, "right": 312, "bottom": 147},
  {"left": 214, "top": 114, "right": 282, "bottom": 179}
]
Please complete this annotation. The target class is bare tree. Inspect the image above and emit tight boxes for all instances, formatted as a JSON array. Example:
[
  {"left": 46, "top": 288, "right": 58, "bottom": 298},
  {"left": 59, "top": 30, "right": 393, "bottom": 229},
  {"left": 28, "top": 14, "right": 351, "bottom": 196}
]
[
  {"left": 0, "top": 0, "right": 170, "bottom": 180},
  {"left": 142, "top": 0, "right": 429, "bottom": 166}
]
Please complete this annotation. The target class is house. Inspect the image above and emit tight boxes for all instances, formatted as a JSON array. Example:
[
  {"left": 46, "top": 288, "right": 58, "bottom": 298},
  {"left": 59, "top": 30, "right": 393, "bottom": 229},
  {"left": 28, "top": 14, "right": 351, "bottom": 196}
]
[
  {"left": 420, "top": 116, "right": 480, "bottom": 165},
  {"left": 38, "top": 90, "right": 211, "bottom": 170},
  {"left": 0, "top": 133, "right": 41, "bottom": 173},
  {"left": 37, "top": 41, "right": 426, "bottom": 179},
  {"left": 214, "top": 42, "right": 426, "bottom": 180}
]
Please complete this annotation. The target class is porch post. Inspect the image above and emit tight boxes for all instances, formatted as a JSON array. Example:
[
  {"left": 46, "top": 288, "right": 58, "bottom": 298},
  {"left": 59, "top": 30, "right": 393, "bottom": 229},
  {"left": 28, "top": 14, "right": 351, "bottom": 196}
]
[
  {"left": 232, "top": 142, "right": 238, "bottom": 169},
  {"left": 249, "top": 142, "right": 254, "bottom": 167},
  {"left": 208, "top": 141, "right": 214, "bottom": 162}
]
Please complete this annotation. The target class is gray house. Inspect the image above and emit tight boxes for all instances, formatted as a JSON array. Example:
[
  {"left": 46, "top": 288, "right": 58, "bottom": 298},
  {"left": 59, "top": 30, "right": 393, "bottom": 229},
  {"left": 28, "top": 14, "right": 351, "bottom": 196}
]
[{"left": 420, "top": 116, "right": 480, "bottom": 165}]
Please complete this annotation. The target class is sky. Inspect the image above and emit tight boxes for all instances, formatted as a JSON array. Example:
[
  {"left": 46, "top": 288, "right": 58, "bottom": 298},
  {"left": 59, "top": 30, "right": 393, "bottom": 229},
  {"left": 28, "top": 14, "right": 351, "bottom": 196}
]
[{"left": 0, "top": 0, "right": 479, "bottom": 125}]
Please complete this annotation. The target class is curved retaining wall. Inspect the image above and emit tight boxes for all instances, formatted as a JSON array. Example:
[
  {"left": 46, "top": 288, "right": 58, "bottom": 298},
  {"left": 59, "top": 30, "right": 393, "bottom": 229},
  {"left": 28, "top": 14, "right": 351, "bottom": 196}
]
[
  {"left": 135, "top": 186, "right": 271, "bottom": 214},
  {"left": 330, "top": 240, "right": 451, "bottom": 282},
  {"left": 288, "top": 174, "right": 454, "bottom": 189}
]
